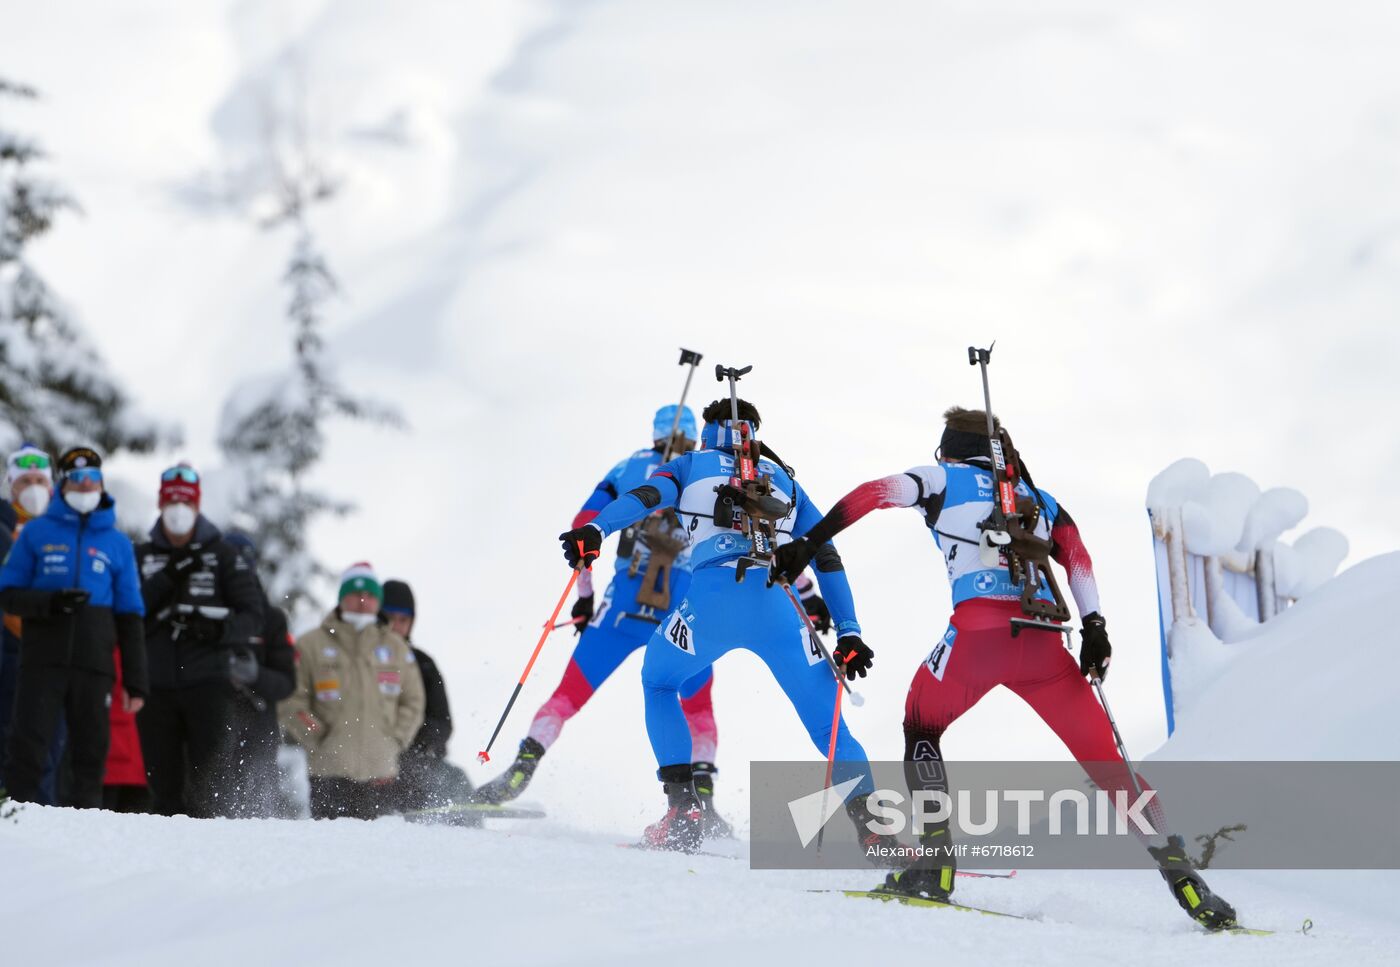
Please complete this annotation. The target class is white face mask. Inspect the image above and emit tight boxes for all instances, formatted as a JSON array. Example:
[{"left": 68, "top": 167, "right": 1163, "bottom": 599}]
[
  {"left": 342, "top": 611, "right": 378, "bottom": 631},
  {"left": 161, "top": 502, "right": 198, "bottom": 536},
  {"left": 16, "top": 484, "right": 50, "bottom": 517},
  {"left": 65, "top": 490, "right": 102, "bottom": 515}
]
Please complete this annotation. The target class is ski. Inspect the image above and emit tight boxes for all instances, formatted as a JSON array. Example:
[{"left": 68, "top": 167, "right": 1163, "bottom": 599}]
[
  {"left": 1216, "top": 918, "right": 1313, "bottom": 937},
  {"left": 810, "top": 889, "right": 1030, "bottom": 920},
  {"left": 405, "top": 802, "right": 546, "bottom": 820},
  {"left": 813, "top": 890, "right": 1308, "bottom": 936}
]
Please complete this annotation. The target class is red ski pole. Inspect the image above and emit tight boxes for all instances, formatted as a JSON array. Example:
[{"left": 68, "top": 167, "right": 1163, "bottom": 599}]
[
  {"left": 817, "top": 648, "right": 856, "bottom": 851},
  {"left": 478, "top": 546, "right": 591, "bottom": 764}
]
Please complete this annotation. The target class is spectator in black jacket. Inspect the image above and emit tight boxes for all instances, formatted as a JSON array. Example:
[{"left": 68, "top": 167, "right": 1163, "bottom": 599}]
[
  {"left": 0, "top": 446, "right": 147, "bottom": 808},
  {"left": 380, "top": 579, "right": 472, "bottom": 811},
  {"left": 222, "top": 531, "right": 295, "bottom": 818},
  {"left": 135, "top": 464, "right": 264, "bottom": 817}
]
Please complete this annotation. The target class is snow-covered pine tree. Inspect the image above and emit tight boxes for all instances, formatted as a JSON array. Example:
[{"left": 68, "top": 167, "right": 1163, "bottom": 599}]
[
  {"left": 0, "top": 78, "right": 174, "bottom": 458},
  {"left": 217, "top": 81, "right": 401, "bottom": 621}
]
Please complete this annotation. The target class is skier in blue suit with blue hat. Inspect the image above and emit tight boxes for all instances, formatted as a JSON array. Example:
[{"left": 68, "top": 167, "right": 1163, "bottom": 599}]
[
  {"left": 476, "top": 405, "right": 734, "bottom": 833},
  {"left": 558, "top": 396, "right": 889, "bottom": 852}
]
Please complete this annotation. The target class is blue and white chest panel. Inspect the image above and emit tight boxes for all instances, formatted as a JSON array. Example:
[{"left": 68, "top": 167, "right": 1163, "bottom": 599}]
[
  {"left": 909, "top": 463, "right": 1059, "bottom": 606},
  {"left": 673, "top": 451, "right": 799, "bottom": 570}
]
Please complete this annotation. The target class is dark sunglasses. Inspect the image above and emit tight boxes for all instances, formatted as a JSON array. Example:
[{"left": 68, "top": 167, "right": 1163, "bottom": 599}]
[{"left": 161, "top": 466, "right": 200, "bottom": 483}]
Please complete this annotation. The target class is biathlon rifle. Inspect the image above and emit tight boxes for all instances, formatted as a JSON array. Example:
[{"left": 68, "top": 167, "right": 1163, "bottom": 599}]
[
  {"left": 712, "top": 363, "right": 791, "bottom": 583},
  {"left": 967, "top": 345, "right": 1071, "bottom": 630}
]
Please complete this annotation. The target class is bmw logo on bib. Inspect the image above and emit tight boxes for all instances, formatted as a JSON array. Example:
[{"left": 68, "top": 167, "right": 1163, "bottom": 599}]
[{"left": 974, "top": 571, "right": 997, "bottom": 593}]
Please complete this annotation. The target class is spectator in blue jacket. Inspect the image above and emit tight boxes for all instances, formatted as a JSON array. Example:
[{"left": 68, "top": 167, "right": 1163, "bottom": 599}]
[
  {"left": 0, "top": 443, "right": 67, "bottom": 801},
  {"left": 0, "top": 446, "right": 148, "bottom": 807}
]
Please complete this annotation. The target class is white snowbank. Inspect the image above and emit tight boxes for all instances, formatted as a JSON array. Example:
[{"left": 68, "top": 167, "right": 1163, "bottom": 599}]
[
  {"left": 1145, "top": 458, "right": 1210, "bottom": 514},
  {"left": 1237, "top": 487, "right": 1309, "bottom": 555},
  {"left": 1183, "top": 472, "right": 1260, "bottom": 557},
  {"left": 1158, "top": 552, "right": 1400, "bottom": 761},
  {"left": 1283, "top": 527, "right": 1350, "bottom": 598}
]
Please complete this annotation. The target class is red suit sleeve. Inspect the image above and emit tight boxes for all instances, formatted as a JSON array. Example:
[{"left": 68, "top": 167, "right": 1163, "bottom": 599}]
[{"left": 1051, "top": 505, "right": 1101, "bottom": 617}]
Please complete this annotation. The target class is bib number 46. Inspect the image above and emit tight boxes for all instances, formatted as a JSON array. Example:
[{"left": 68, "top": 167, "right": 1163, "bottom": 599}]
[{"left": 664, "top": 611, "right": 694, "bottom": 654}]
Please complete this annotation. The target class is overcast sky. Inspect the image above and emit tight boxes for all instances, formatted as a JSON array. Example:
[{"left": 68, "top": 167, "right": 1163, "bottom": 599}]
[{"left": 6, "top": 0, "right": 1398, "bottom": 831}]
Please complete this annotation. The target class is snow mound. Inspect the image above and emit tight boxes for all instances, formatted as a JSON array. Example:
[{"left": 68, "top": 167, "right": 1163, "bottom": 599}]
[{"left": 1156, "top": 552, "right": 1400, "bottom": 761}]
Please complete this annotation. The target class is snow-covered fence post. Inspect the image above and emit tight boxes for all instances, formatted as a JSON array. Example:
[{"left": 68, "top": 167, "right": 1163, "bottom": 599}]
[
  {"left": 1254, "top": 549, "right": 1277, "bottom": 621},
  {"left": 1146, "top": 459, "right": 1348, "bottom": 734}
]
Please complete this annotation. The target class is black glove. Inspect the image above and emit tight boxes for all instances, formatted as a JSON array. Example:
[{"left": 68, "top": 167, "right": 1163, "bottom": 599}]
[
  {"left": 834, "top": 634, "right": 873, "bottom": 680},
  {"left": 570, "top": 594, "right": 594, "bottom": 635},
  {"left": 804, "top": 594, "right": 832, "bottom": 635},
  {"left": 228, "top": 648, "right": 260, "bottom": 687},
  {"left": 769, "top": 537, "right": 814, "bottom": 586},
  {"left": 163, "top": 547, "right": 197, "bottom": 582},
  {"left": 51, "top": 589, "right": 91, "bottom": 616},
  {"left": 559, "top": 526, "right": 603, "bottom": 570},
  {"left": 1079, "top": 612, "right": 1112, "bottom": 681}
]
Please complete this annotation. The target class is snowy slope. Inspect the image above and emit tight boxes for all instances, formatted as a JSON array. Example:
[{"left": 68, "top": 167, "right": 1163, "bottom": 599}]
[
  {"left": 5, "top": 0, "right": 1400, "bottom": 839},
  {"left": 1157, "top": 552, "right": 1400, "bottom": 760},
  {"left": 3, "top": 3, "right": 1400, "bottom": 937},
  {"left": 4, "top": 552, "right": 1400, "bottom": 964},
  {"left": 3, "top": 805, "right": 1396, "bottom": 967}
]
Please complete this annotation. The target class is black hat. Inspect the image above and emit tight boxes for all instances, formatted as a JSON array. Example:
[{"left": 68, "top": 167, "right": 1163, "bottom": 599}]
[
  {"left": 381, "top": 579, "right": 415, "bottom": 617},
  {"left": 58, "top": 446, "right": 103, "bottom": 478},
  {"left": 938, "top": 407, "right": 1000, "bottom": 463}
]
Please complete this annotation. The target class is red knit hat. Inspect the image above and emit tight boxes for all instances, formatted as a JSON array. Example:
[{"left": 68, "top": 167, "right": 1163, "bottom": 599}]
[{"left": 158, "top": 463, "right": 201, "bottom": 506}]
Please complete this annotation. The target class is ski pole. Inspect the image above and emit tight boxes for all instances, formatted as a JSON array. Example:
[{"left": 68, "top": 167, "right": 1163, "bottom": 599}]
[
  {"left": 550, "top": 615, "right": 588, "bottom": 631},
  {"left": 777, "top": 579, "right": 861, "bottom": 705},
  {"left": 660, "top": 348, "right": 703, "bottom": 463},
  {"left": 478, "top": 551, "right": 589, "bottom": 764},
  {"left": 816, "top": 647, "right": 857, "bottom": 851},
  {"left": 1089, "top": 673, "right": 1145, "bottom": 800}
]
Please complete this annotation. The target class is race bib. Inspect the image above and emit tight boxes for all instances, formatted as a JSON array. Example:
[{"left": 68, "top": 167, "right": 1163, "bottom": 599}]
[
  {"left": 663, "top": 610, "right": 696, "bottom": 655},
  {"left": 924, "top": 626, "right": 957, "bottom": 681},
  {"left": 801, "top": 625, "right": 824, "bottom": 667}
]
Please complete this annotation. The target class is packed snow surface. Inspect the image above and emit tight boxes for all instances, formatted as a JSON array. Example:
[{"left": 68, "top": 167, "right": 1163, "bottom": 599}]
[
  {"left": 5, "top": 552, "right": 1399, "bottom": 965},
  {"left": 3, "top": 805, "right": 1397, "bottom": 967}
]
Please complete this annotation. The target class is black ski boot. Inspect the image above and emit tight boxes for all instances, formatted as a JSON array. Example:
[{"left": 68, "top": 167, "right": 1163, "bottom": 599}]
[
  {"left": 641, "top": 765, "right": 704, "bottom": 853},
  {"left": 874, "top": 820, "right": 956, "bottom": 900},
  {"left": 472, "top": 737, "right": 545, "bottom": 804},
  {"left": 692, "top": 762, "right": 734, "bottom": 839},
  {"left": 1149, "top": 835, "right": 1238, "bottom": 931},
  {"left": 845, "top": 792, "right": 907, "bottom": 866}
]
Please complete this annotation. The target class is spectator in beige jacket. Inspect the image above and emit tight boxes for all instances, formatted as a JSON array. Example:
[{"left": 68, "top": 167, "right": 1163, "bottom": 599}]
[{"left": 281, "top": 562, "right": 425, "bottom": 819}]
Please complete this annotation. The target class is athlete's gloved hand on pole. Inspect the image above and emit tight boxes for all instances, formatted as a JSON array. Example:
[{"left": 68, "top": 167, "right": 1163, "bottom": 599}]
[
  {"left": 1079, "top": 612, "right": 1112, "bottom": 680},
  {"left": 558, "top": 525, "right": 603, "bottom": 569},
  {"left": 836, "top": 635, "right": 873, "bottom": 680},
  {"left": 769, "top": 536, "right": 813, "bottom": 586},
  {"left": 570, "top": 594, "right": 594, "bottom": 635}
]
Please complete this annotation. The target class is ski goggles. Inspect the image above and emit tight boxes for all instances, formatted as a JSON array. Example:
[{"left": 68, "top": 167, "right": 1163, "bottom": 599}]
[
  {"left": 161, "top": 466, "right": 200, "bottom": 484},
  {"left": 12, "top": 453, "right": 51, "bottom": 471},
  {"left": 65, "top": 467, "right": 103, "bottom": 484}
]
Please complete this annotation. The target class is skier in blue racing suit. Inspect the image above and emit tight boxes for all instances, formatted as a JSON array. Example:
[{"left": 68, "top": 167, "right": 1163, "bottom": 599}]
[
  {"left": 558, "top": 397, "right": 888, "bottom": 852},
  {"left": 476, "top": 406, "right": 733, "bottom": 834}
]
